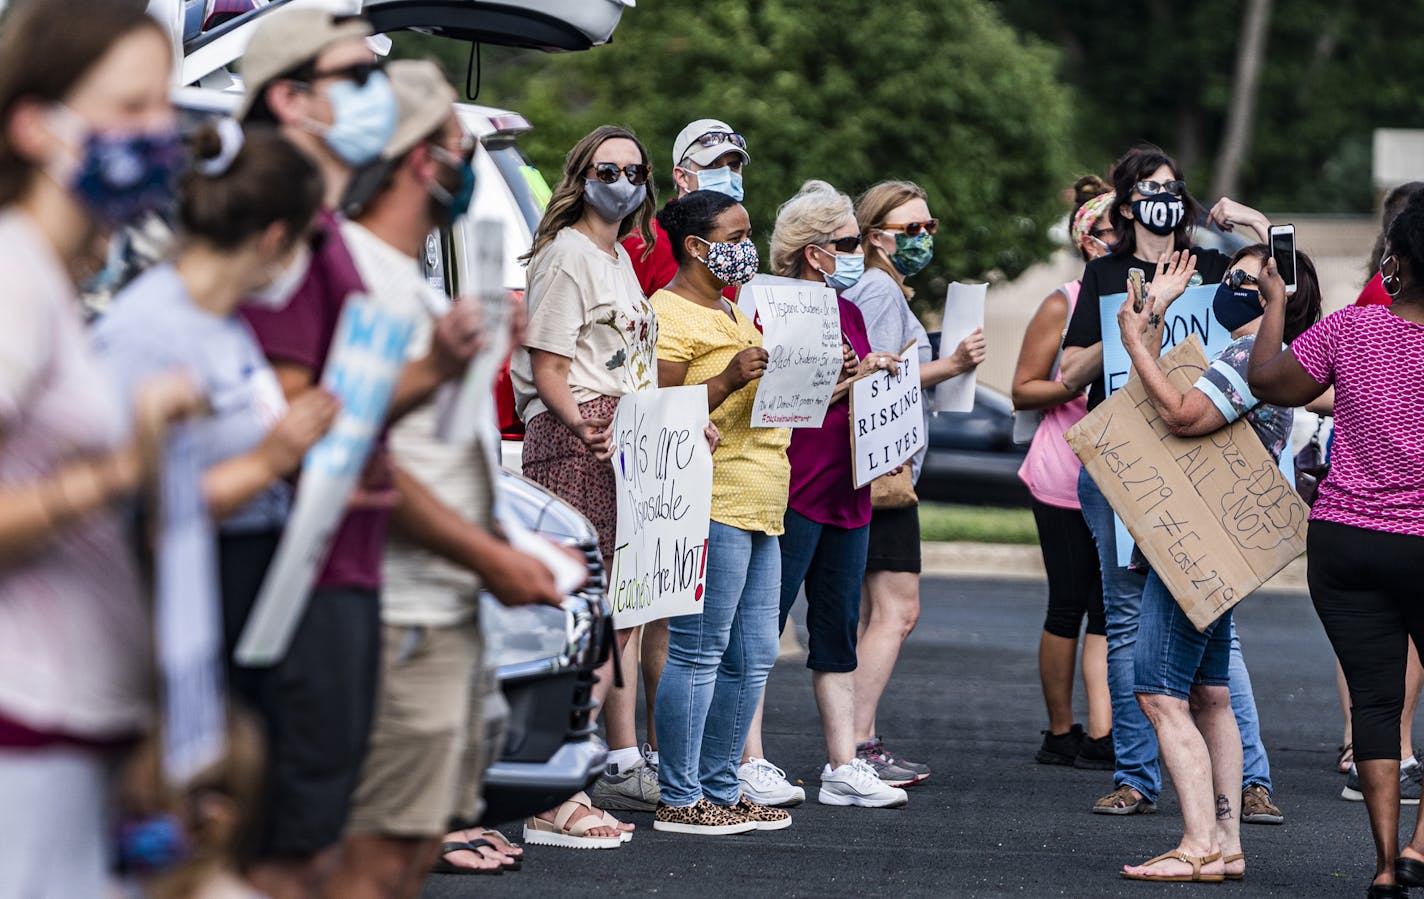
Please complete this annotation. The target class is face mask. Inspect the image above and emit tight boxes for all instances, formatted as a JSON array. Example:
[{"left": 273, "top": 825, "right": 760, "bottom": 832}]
[
  {"left": 1132, "top": 195, "right": 1185, "bottom": 237},
  {"left": 429, "top": 147, "right": 476, "bottom": 225},
  {"left": 695, "top": 236, "right": 758, "bottom": 286},
  {"left": 816, "top": 247, "right": 864, "bottom": 291},
  {"left": 693, "top": 165, "right": 744, "bottom": 202},
  {"left": 116, "top": 813, "right": 190, "bottom": 875},
  {"left": 1212, "top": 281, "right": 1264, "bottom": 331},
  {"left": 315, "top": 72, "right": 398, "bottom": 167},
  {"left": 247, "top": 243, "right": 311, "bottom": 310},
  {"left": 48, "top": 107, "right": 184, "bottom": 226},
  {"left": 583, "top": 177, "right": 645, "bottom": 223},
  {"left": 890, "top": 231, "right": 934, "bottom": 277}
]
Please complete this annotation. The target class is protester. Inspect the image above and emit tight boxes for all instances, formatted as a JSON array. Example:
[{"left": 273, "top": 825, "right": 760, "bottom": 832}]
[
  {"left": 1011, "top": 176, "right": 1113, "bottom": 769},
  {"left": 842, "top": 180, "right": 985, "bottom": 786},
  {"left": 0, "top": 4, "right": 201, "bottom": 895},
  {"left": 742, "top": 180, "right": 913, "bottom": 809},
  {"left": 510, "top": 124, "right": 659, "bottom": 842},
  {"left": 1248, "top": 191, "right": 1424, "bottom": 899},
  {"left": 230, "top": 10, "right": 481, "bottom": 896},
  {"left": 1113, "top": 243, "right": 1320, "bottom": 882},
  {"left": 1058, "top": 146, "right": 1281, "bottom": 819},
  {"left": 1356, "top": 182, "right": 1424, "bottom": 307}
]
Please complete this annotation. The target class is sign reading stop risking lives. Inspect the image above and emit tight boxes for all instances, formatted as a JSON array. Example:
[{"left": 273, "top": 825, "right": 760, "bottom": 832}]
[{"left": 849, "top": 341, "right": 925, "bottom": 489}]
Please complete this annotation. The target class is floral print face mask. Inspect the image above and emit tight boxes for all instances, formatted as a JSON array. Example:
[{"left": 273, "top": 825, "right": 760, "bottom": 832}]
[{"left": 694, "top": 236, "right": 759, "bottom": 286}]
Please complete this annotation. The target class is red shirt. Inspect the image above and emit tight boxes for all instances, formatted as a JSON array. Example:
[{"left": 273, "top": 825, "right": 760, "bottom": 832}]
[
  {"left": 241, "top": 210, "right": 391, "bottom": 592},
  {"left": 1356, "top": 270, "right": 1393, "bottom": 306}
]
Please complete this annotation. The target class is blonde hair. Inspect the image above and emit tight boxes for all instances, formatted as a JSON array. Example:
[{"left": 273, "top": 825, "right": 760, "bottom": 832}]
[
  {"left": 854, "top": 180, "right": 929, "bottom": 298},
  {"left": 769, "top": 180, "right": 856, "bottom": 277},
  {"left": 522, "top": 124, "right": 657, "bottom": 265}
]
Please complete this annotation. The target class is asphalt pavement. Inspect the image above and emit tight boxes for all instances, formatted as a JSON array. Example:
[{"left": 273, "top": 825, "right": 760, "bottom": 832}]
[{"left": 424, "top": 575, "right": 1389, "bottom": 898}]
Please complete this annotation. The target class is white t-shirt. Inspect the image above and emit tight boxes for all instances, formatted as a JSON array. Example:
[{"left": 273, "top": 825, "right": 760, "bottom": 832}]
[
  {"left": 342, "top": 222, "right": 494, "bottom": 627},
  {"left": 511, "top": 227, "right": 657, "bottom": 422}
]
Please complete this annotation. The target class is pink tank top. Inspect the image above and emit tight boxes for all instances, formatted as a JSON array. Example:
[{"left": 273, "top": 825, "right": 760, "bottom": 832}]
[{"left": 1018, "top": 281, "right": 1089, "bottom": 509}]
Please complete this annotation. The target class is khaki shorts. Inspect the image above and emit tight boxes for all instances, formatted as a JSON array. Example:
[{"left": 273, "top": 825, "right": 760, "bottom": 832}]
[{"left": 345, "top": 622, "right": 493, "bottom": 837}]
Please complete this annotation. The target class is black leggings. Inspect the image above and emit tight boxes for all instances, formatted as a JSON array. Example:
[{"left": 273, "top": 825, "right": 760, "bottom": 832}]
[
  {"left": 1031, "top": 499, "right": 1105, "bottom": 638},
  {"left": 1310, "top": 520, "right": 1424, "bottom": 763}
]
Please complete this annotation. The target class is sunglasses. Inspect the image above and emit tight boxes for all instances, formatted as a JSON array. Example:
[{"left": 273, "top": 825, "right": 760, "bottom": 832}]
[
  {"left": 1135, "top": 179, "right": 1186, "bottom": 197},
  {"left": 877, "top": 219, "right": 939, "bottom": 237},
  {"left": 1090, "top": 226, "right": 1114, "bottom": 239},
  {"left": 304, "top": 60, "right": 385, "bottom": 88},
  {"left": 692, "top": 130, "right": 746, "bottom": 150},
  {"left": 821, "top": 234, "right": 863, "bottom": 254},
  {"left": 586, "top": 162, "right": 651, "bottom": 186},
  {"left": 1226, "top": 268, "right": 1260, "bottom": 289}
]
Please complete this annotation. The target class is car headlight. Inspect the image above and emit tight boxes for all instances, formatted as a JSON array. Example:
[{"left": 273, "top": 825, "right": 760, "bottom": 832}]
[{"left": 481, "top": 590, "right": 603, "bottom": 679}]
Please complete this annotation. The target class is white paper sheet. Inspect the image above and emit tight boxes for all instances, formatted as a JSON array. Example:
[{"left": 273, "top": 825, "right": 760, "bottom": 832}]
[
  {"left": 934, "top": 281, "right": 986, "bottom": 412},
  {"left": 741, "top": 276, "right": 843, "bottom": 428}
]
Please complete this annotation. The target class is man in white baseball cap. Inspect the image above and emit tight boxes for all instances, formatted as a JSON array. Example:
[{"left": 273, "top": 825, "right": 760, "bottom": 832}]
[{"left": 622, "top": 118, "right": 749, "bottom": 297}]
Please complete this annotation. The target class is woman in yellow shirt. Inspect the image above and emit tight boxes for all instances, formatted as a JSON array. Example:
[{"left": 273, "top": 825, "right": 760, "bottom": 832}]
[{"left": 650, "top": 190, "right": 792, "bottom": 835}]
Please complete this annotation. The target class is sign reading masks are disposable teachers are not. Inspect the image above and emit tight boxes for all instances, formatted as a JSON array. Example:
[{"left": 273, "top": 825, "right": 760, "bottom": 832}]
[
  {"left": 609, "top": 385, "right": 714, "bottom": 628},
  {"left": 739, "top": 275, "right": 842, "bottom": 428}
]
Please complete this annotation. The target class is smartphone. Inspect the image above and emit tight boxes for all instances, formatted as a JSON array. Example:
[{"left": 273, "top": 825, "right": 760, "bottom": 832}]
[
  {"left": 1270, "top": 224, "right": 1297, "bottom": 296},
  {"left": 1128, "top": 267, "right": 1146, "bottom": 312}
]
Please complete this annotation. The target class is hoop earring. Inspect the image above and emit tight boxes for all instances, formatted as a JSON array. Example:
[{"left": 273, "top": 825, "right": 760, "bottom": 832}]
[{"left": 1382, "top": 254, "right": 1403, "bottom": 297}]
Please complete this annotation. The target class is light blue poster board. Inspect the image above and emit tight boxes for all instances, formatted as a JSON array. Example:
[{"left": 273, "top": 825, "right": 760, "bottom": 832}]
[{"left": 1098, "top": 283, "right": 1293, "bottom": 566}]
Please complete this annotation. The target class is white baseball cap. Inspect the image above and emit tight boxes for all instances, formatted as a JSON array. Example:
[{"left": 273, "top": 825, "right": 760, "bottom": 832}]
[{"left": 672, "top": 119, "right": 749, "bottom": 170}]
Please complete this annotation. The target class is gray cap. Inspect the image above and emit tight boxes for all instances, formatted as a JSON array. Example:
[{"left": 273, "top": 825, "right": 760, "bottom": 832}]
[
  {"left": 382, "top": 59, "right": 457, "bottom": 160},
  {"left": 237, "top": 7, "right": 372, "bottom": 119}
]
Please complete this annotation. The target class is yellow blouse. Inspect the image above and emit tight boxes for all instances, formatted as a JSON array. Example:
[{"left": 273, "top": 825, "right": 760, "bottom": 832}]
[{"left": 650, "top": 289, "right": 790, "bottom": 535}]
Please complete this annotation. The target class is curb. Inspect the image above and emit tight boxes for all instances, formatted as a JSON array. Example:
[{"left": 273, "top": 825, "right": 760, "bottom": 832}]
[{"left": 921, "top": 541, "right": 1309, "bottom": 595}]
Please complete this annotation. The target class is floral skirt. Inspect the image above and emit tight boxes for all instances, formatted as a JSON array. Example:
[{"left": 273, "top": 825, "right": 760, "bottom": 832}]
[{"left": 521, "top": 395, "right": 619, "bottom": 567}]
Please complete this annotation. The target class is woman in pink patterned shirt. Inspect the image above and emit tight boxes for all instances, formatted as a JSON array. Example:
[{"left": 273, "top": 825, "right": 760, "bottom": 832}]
[{"left": 1249, "top": 192, "right": 1424, "bottom": 899}]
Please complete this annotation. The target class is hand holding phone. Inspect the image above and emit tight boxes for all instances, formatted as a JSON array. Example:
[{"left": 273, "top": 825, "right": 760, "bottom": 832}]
[
  {"left": 1270, "top": 224, "right": 1297, "bottom": 296},
  {"left": 1128, "top": 267, "right": 1146, "bottom": 312}
]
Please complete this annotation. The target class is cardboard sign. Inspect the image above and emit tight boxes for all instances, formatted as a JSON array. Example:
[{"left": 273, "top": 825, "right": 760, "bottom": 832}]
[
  {"left": 608, "top": 385, "right": 714, "bottom": 628},
  {"left": 1065, "top": 337, "right": 1308, "bottom": 630},
  {"left": 740, "top": 275, "right": 843, "bottom": 428},
  {"left": 850, "top": 341, "right": 925, "bottom": 489},
  {"left": 934, "top": 281, "right": 986, "bottom": 412},
  {"left": 235, "top": 295, "right": 418, "bottom": 665}
]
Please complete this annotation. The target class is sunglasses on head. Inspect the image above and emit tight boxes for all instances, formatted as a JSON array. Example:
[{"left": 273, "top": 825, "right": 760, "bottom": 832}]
[
  {"left": 304, "top": 60, "right": 385, "bottom": 88},
  {"left": 877, "top": 219, "right": 939, "bottom": 237},
  {"left": 692, "top": 130, "right": 746, "bottom": 150},
  {"left": 1135, "top": 179, "right": 1185, "bottom": 197},
  {"left": 586, "top": 162, "right": 651, "bottom": 186},
  {"left": 1226, "top": 268, "right": 1260, "bottom": 289},
  {"left": 821, "top": 234, "right": 863, "bottom": 254}
]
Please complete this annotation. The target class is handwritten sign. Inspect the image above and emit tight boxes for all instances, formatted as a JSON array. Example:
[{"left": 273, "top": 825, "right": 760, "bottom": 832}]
[
  {"left": 850, "top": 341, "right": 925, "bottom": 489},
  {"left": 934, "top": 281, "right": 986, "bottom": 412},
  {"left": 1065, "top": 337, "right": 1308, "bottom": 630},
  {"left": 235, "top": 295, "right": 418, "bottom": 665},
  {"left": 741, "top": 276, "right": 842, "bottom": 428},
  {"left": 608, "top": 385, "right": 714, "bottom": 628}
]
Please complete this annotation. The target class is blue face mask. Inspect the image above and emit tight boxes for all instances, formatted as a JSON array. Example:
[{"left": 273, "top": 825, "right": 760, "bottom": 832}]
[
  {"left": 818, "top": 248, "right": 865, "bottom": 291},
  {"left": 429, "top": 145, "right": 476, "bottom": 224},
  {"left": 1212, "top": 281, "right": 1264, "bottom": 331},
  {"left": 693, "top": 165, "right": 744, "bottom": 202},
  {"left": 318, "top": 72, "right": 398, "bottom": 167},
  {"left": 48, "top": 106, "right": 184, "bottom": 226}
]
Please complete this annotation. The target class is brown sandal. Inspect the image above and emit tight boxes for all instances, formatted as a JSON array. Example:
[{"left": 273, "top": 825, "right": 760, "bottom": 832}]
[
  {"left": 1223, "top": 852, "right": 1244, "bottom": 881},
  {"left": 1121, "top": 849, "right": 1225, "bottom": 882}
]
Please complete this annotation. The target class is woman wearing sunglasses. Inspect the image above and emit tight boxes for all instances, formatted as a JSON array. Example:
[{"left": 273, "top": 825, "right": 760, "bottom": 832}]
[
  {"left": 839, "top": 180, "right": 986, "bottom": 788},
  {"left": 511, "top": 124, "right": 660, "bottom": 847},
  {"left": 1057, "top": 146, "right": 1280, "bottom": 819},
  {"left": 1113, "top": 243, "right": 1320, "bottom": 883},
  {"left": 1012, "top": 175, "right": 1115, "bottom": 772}
]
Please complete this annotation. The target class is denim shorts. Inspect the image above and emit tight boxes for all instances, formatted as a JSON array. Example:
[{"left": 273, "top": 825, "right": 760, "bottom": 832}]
[
  {"left": 1132, "top": 570, "right": 1233, "bottom": 701},
  {"left": 779, "top": 508, "right": 869, "bottom": 672}
]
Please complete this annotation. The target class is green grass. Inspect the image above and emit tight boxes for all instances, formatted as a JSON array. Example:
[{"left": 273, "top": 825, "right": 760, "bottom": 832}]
[{"left": 919, "top": 503, "right": 1038, "bottom": 545}]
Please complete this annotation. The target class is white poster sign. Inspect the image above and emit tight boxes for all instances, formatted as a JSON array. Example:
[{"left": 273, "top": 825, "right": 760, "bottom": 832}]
[
  {"left": 608, "top": 385, "right": 714, "bottom": 628},
  {"left": 741, "top": 276, "right": 843, "bottom": 428},
  {"left": 438, "top": 219, "right": 509, "bottom": 445},
  {"left": 934, "top": 281, "right": 986, "bottom": 412},
  {"left": 235, "top": 295, "right": 418, "bottom": 665},
  {"left": 850, "top": 342, "right": 925, "bottom": 488}
]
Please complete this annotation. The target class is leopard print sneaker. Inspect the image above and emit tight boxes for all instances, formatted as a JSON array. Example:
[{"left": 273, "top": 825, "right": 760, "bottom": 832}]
[
  {"left": 719, "top": 796, "right": 792, "bottom": 831},
  {"left": 653, "top": 799, "right": 758, "bottom": 835}
]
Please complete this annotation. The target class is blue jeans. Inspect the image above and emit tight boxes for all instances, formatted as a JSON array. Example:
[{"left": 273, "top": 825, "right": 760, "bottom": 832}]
[
  {"left": 654, "top": 521, "right": 781, "bottom": 807},
  {"left": 1077, "top": 469, "right": 1272, "bottom": 800},
  {"left": 1134, "top": 572, "right": 1233, "bottom": 698},
  {"left": 778, "top": 509, "right": 869, "bottom": 673}
]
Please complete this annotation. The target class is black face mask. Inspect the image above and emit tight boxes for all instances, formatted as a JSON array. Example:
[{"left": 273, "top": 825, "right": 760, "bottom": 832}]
[
  {"left": 1212, "top": 282, "right": 1264, "bottom": 331},
  {"left": 1132, "top": 195, "right": 1185, "bottom": 236}
]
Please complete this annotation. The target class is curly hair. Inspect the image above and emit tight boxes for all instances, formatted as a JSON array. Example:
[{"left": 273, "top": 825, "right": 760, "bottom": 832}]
[
  {"left": 1107, "top": 145, "right": 1204, "bottom": 259},
  {"left": 655, "top": 190, "right": 740, "bottom": 266}
]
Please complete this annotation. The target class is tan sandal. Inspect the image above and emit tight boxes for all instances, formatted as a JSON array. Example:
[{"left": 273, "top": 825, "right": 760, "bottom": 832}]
[
  {"left": 599, "top": 808, "right": 634, "bottom": 843},
  {"left": 522, "top": 792, "right": 623, "bottom": 850},
  {"left": 1223, "top": 853, "right": 1244, "bottom": 881},
  {"left": 1121, "top": 849, "right": 1225, "bottom": 882}
]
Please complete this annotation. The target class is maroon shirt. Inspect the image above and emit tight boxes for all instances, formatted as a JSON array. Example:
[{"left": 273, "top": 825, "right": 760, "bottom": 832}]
[
  {"left": 241, "top": 210, "right": 390, "bottom": 592},
  {"left": 786, "top": 297, "right": 872, "bottom": 529}
]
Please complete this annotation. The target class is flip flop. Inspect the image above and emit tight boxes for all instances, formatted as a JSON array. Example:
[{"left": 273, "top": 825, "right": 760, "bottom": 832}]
[
  {"left": 1121, "top": 849, "right": 1225, "bottom": 883},
  {"left": 475, "top": 829, "right": 524, "bottom": 869},
  {"left": 430, "top": 841, "right": 504, "bottom": 876},
  {"left": 1223, "top": 852, "right": 1244, "bottom": 881},
  {"left": 1395, "top": 854, "right": 1424, "bottom": 887}
]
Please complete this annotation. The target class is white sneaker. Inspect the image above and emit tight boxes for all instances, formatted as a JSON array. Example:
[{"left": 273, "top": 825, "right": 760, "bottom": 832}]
[
  {"left": 737, "top": 757, "right": 805, "bottom": 807},
  {"left": 818, "top": 758, "right": 910, "bottom": 808}
]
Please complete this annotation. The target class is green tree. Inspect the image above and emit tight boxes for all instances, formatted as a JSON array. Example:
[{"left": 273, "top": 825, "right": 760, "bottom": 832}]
[{"left": 395, "top": 0, "right": 1075, "bottom": 295}]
